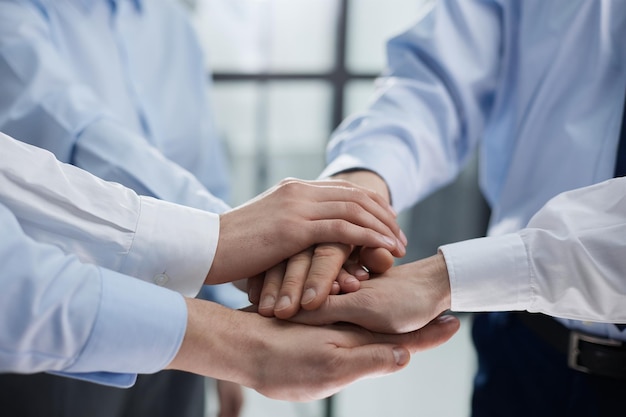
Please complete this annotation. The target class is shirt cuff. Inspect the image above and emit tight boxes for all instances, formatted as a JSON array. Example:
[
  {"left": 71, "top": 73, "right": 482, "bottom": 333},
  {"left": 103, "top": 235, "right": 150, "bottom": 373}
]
[
  {"left": 61, "top": 269, "right": 187, "bottom": 377},
  {"left": 321, "top": 135, "right": 423, "bottom": 212},
  {"left": 439, "top": 233, "right": 532, "bottom": 312},
  {"left": 122, "top": 196, "right": 219, "bottom": 297}
]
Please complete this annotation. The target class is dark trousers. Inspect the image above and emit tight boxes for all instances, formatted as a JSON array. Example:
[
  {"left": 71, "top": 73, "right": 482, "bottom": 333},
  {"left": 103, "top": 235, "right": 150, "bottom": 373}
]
[
  {"left": 0, "top": 370, "right": 205, "bottom": 417},
  {"left": 471, "top": 312, "right": 626, "bottom": 417}
]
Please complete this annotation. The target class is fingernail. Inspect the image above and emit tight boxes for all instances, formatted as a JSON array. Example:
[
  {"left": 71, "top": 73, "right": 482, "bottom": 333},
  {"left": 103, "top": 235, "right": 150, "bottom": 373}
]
[
  {"left": 436, "top": 315, "right": 458, "bottom": 325},
  {"left": 382, "top": 236, "right": 396, "bottom": 248},
  {"left": 393, "top": 347, "right": 409, "bottom": 366},
  {"left": 354, "top": 268, "right": 368, "bottom": 279},
  {"left": 397, "top": 238, "right": 406, "bottom": 255},
  {"left": 301, "top": 288, "right": 317, "bottom": 305},
  {"left": 344, "top": 276, "right": 359, "bottom": 286},
  {"left": 259, "top": 295, "right": 275, "bottom": 311},
  {"left": 275, "top": 295, "right": 291, "bottom": 311},
  {"left": 400, "top": 229, "right": 408, "bottom": 245}
]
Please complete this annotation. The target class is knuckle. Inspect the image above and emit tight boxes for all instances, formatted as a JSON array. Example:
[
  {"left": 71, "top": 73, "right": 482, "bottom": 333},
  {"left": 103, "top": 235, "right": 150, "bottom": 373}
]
[
  {"left": 344, "top": 201, "right": 362, "bottom": 217},
  {"left": 329, "top": 219, "right": 350, "bottom": 237},
  {"left": 279, "top": 278, "right": 303, "bottom": 294},
  {"left": 312, "top": 244, "right": 344, "bottom": 260},
  {"left": 281, "top": 179, "right": 303, "bottom": 197}
]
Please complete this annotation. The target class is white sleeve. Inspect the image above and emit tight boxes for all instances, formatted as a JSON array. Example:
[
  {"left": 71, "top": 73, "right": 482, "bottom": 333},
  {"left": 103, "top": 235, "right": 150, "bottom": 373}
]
[
  {"left": 0, "top": 201, "right": 187, "bottom": 385},
  {"left": 0, "top": 132, "right": 218, "bottom": 297},
  {"left": 440, "top": 177, "right": 626, "bottom": 323}
]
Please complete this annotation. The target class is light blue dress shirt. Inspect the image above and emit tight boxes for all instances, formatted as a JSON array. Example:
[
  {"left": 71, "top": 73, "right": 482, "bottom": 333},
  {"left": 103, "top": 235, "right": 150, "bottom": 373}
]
[
  {"left": 0, "top": 0, "right": 244, "bottom": 306},
  {"left": 0, "top": 205, "right": 184, "bottom": 388},
  {"left": 322, "top": 0, "right": 626, "bottom": 340}
]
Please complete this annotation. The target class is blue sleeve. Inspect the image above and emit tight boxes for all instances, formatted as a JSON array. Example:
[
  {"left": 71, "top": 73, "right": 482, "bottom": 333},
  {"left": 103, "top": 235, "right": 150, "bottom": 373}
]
[
  {"left": 322, "top": 0, "right": 504, "bottom": 211},
  {"left": 0, "top": 0, "right": 230, "bottom": 214},
  {"left": 0, "top": 203, "right": 187, "bottom": 387}
]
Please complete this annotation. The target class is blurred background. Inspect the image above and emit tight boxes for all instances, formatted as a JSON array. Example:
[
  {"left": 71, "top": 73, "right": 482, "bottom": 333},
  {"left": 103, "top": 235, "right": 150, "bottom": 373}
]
[{"left": 186, "top": 0, "right": 490, "bottom": 415}]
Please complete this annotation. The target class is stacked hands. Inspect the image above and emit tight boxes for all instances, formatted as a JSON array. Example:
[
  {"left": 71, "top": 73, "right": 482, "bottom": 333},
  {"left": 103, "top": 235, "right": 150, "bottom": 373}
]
[{"left": 169, "top": 174, "right": 459, "bottom": 402}]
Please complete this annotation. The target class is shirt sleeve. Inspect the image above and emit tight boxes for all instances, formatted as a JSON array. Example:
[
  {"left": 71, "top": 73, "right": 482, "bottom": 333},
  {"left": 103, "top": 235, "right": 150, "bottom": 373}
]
[
  {"left": 441, "top": 177, "right": 626, "bottom": 323},
  {"left": 320, "top": 0, "right": 503, "bottom": 211},
  {"left": 0, "top": 132, "right": 218, "bottom": 297},
  {"left": 0, "top": 201, "right": 187, "bottom": 387},
  {"left": 0, "top": 1, "right": 230, "bottom": 214}
]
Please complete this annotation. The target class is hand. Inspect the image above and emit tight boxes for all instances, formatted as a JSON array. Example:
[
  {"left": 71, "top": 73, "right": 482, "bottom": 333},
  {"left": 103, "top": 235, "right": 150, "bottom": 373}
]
[
  {"left": 206, "top": 178, "right": 406, "bottom": 285},
  {"left": 216, "top": 379, "right": 244, "bottom": 417},
  {"left": 166, "top": 297, "right": 459, "bottom": 402},
  {"left": 291, "top": 253, "right": 452, "bottom": 334},
  {"left": 249, "top": 170, "right": 403, "bottom": 318},
  {"left": 253, "top": 244, "right": 397, "bottom": 319}
]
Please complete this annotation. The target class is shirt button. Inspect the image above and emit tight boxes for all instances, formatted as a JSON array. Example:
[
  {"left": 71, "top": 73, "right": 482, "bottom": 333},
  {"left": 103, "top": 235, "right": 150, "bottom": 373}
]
[{"left": 154, "top": 273, "right": 169, "bottom": 286}]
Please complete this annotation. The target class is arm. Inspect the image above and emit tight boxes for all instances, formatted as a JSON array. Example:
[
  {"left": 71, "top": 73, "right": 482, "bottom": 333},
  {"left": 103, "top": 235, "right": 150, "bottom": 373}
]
[
  {"left": 0, "top": 1, "right": 229, "bottom": 214},
  {"left": 444, "top": 177, "right": 626, "bottom": 323},
  {"left": 1, "top": 132, "right": 406, "bottom": 296},
  {"left": 167, "top": 298, "right": 459, "bottom": 402},
  {"left": 0, "top": 201, "right": 187, "bottom": 387},
  {"left": 321, "top": 0, "right": 503, "bottom": 213},
  {"left": 250, "top": 0, "right": 505, "bottom": 316},
  {"left": 293, "top": 178, "right": 626, "bottom": 332},
  {"left": 0, "top": 132, "right": 216, "bottom": 297},
  {"left": 0, "top": 199, "right": 459, "bottom": 397}
]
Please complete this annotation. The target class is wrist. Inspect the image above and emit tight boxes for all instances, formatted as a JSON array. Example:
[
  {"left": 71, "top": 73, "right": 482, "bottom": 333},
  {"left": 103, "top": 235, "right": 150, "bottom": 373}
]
[
  {"left": 331, "top": 169, "right": 391, "bottom": 203},
  {"left": 433, "top": 251, "right": 452, "bottom": 311},
  {"left": 167, "top": 299, "right": 253, "bottom": 386}
]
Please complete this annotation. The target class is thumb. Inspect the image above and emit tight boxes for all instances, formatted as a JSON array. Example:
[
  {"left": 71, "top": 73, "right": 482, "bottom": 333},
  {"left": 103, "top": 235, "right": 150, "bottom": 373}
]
[
  {"left": 337, "top": 344, "right": 411, "bottom": 383},
  {"left": 400, "top": 315, "right": 461, "bottom": 353}
]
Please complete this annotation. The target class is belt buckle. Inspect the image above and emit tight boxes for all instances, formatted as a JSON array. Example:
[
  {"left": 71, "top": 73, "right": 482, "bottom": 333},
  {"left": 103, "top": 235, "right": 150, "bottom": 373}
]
[{"left": 567, "top": 331, "right": 622, "bottom": 373}]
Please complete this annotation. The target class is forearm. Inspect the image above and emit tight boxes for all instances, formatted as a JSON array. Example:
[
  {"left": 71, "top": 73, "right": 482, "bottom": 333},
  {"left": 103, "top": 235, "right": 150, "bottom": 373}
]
[
  {"left": 322, "top": 2, "right": 503, "bottom": 213},
  {"left": 0, "top": 134, "right": 216, "bottom": 296},
  {"left": 0, "top": 6, "right": 230, "bottom": 215},
  {"left": 0, "top": 205, "right": 186, "bottom": 384},
  {"left": 166, "top": 299, "right": 254, "bottom": 388},
  {"left": 74, "top": 119, "right": 231, "bottom": 213},
  {"left": 442, "top": 177, "right": 626, "bottom": 323}
]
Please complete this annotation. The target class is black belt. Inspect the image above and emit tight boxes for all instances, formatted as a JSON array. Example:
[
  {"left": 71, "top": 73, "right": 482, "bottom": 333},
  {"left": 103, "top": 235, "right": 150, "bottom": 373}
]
[{"left": 514, "top": 312, "right": 626, "bottom": 380}]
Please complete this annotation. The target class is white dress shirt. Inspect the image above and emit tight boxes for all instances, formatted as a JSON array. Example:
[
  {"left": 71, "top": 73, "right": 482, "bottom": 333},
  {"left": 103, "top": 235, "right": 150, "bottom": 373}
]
[{"left": 0, "top": 132, "right": 218, "bottom": 385}]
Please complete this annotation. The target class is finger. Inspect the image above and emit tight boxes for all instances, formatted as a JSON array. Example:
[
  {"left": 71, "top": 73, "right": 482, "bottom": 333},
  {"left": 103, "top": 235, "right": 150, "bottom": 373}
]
[
  {"left": 274, "top": 248, "right": 314, "bottom": 319},
  {"left": 287, "top": 180, "right": 404, "bottom": 245},
  {"left": 310, "top": 218, "right": 405, "bottom": 257},
  {"left": 332, "top": 344, "right": 412, "bottom": 384},
  {"left": 343, "top": 261, "right": 370, "bottom": 281},
  {"left": 339, "top": 248, "right": 370, "bottom": 290},
  {"left": 309, "top": 202, "right": 405, "bottom": 256},
  {"left": 330, "top": 281, "right": 341, "bottom": 295},
  {"left": 301, "top": 243, "right": 351, "bottom": 310},
  {"left": 293, "top": 288, "right": 361, "bottom": 325},
  {"left": 374, "top": 315, "right": 461, "bottom": 353},
  {"left": 336, "top": 268, "right": 362, "bottom": 293},
  {"left": 247, "top": 275, "right": 264, "bottom": 305},
  {"left": 257, "top": 263, "right": 286, "bottom": 317},
  {"left": 360, "top": 247, "right": 395, "bottom": 273},
  {"left": 289, "top": 177, "right": 397, "bottom": 218}
]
